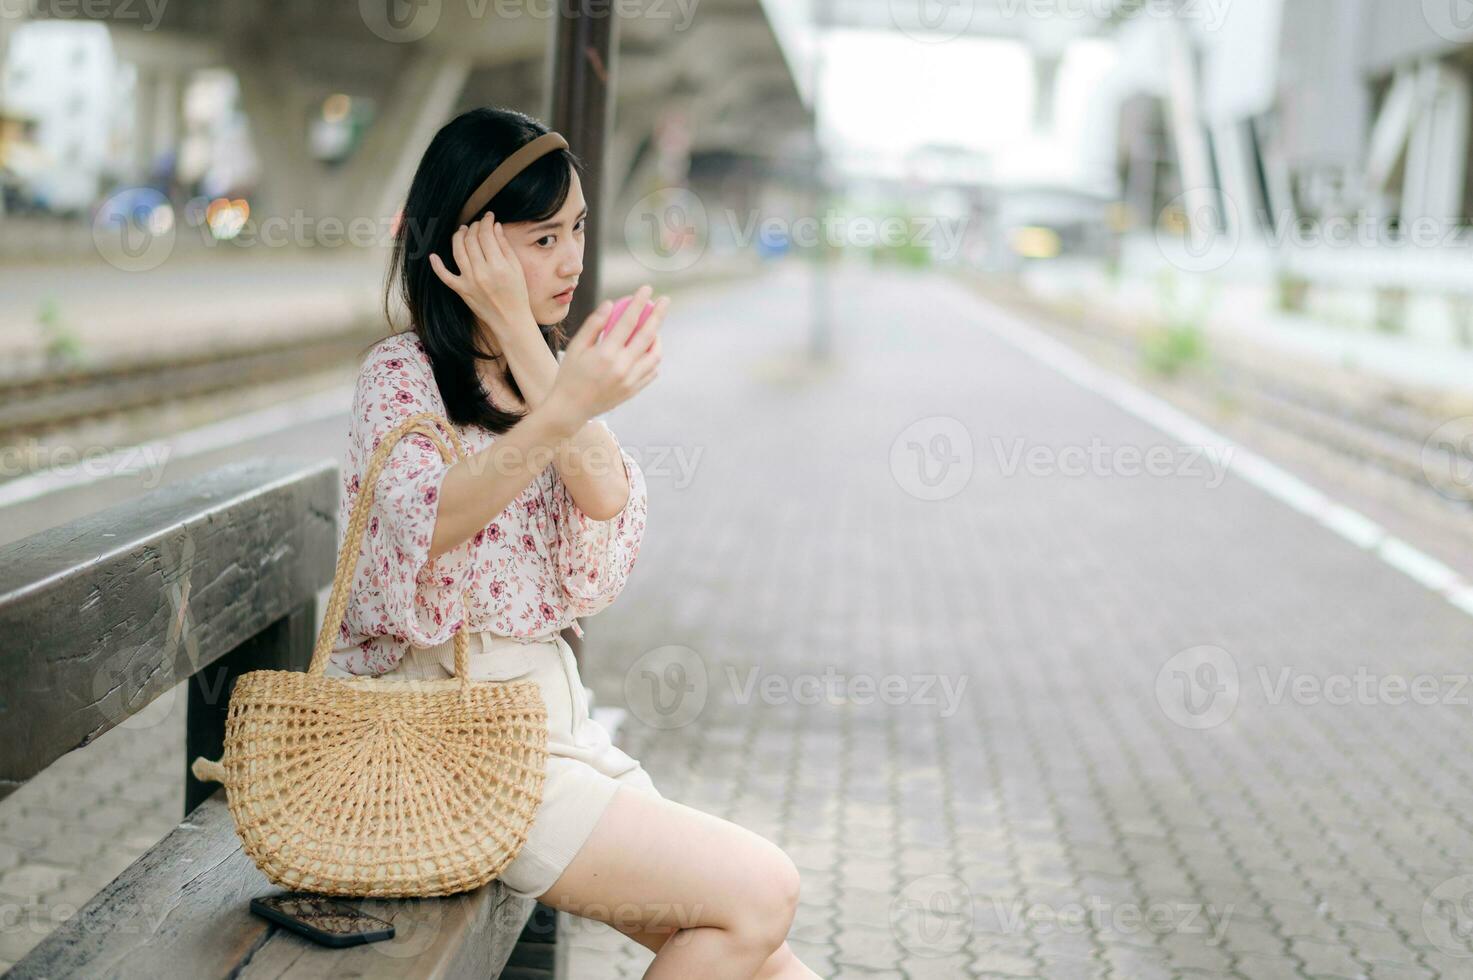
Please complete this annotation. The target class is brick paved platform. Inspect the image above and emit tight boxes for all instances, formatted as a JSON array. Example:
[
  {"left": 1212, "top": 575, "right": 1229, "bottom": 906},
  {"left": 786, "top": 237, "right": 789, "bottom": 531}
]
[{"left": 4, "top": 261, "right": 1471, "bottom": 979}]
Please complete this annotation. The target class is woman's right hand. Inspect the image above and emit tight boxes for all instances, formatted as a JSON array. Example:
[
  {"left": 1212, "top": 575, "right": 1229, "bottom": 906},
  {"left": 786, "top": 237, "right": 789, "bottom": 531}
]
[{"left": 547, "top": 284, "right": 667, "bottom": 426}]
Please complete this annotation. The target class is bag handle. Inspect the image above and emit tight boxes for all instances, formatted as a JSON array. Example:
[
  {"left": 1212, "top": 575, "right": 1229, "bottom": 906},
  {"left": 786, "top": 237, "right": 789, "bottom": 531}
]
[{"left": 307, "top": 410, "right": 476, "bottom": 685}]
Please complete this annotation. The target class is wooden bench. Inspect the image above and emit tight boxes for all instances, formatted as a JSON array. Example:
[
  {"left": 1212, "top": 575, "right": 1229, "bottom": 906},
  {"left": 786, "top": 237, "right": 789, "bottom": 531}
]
[{"left": 0, "top": 458, "right": 554, "bottom": 978}]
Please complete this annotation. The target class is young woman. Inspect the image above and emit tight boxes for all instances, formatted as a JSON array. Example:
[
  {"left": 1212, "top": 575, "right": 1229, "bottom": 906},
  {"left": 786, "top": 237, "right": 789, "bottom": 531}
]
[{"left": 327, "top": 107, "right": 820, "bottom": 979}]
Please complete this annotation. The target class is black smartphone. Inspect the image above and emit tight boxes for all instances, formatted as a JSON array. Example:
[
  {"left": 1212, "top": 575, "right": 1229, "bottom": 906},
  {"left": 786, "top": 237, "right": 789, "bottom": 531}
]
[{"left": 250, "top": 892, "right": 395, "bottom": 948}]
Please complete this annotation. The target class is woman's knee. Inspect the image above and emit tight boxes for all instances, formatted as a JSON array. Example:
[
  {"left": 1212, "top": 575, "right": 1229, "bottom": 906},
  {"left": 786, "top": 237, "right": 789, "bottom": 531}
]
[{"left": 727, "top": 845, "right": 801, "bottom": 953}]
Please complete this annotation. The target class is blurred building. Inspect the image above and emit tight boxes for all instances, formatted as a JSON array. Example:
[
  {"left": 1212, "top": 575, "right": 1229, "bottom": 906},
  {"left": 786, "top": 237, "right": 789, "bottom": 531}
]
[
  {"left": 1102, "top": 0, "right": 1473, "bottom": 348},
  {"left": 0, "top": 21, "right": 128, "bottom": 215}
]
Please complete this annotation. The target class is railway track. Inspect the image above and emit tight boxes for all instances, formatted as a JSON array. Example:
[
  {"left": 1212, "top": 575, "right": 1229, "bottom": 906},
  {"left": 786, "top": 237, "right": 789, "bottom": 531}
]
[
  {"left": 980, "top": 284, "right": 1473, "bottom": 514},
  {"left": 0, "top": 326, "right": 381, "bottom": 443}
]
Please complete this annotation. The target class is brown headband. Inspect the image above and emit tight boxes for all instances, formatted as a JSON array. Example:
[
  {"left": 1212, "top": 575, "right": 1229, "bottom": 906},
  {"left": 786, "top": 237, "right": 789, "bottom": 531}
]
[{"left": 457, "top": 131, "right": 569, "bottom": 225}]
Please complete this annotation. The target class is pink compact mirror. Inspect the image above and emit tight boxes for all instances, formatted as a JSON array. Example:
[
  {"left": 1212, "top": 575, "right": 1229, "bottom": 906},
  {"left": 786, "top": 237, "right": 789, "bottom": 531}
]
[{"left": 599, "top": 295, "right": 657, "bottom": 343}]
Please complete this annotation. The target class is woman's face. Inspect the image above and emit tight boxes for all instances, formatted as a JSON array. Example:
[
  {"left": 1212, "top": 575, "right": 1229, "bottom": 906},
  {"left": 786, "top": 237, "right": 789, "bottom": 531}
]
[{"left": 505, "top": 166, "right": 587, "bottom": 326}]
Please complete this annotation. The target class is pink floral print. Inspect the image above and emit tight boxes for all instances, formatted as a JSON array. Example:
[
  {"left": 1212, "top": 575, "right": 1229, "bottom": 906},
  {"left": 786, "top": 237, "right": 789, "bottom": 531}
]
[{"left": 329, "top": 330, "right": 647, "bottom": 676}]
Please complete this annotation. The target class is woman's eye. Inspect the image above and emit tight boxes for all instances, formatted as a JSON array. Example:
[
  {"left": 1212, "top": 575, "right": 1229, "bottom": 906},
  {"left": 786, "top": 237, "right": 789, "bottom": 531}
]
[{"left": 538, "top": 219, "right": 585, "bottom": 247}]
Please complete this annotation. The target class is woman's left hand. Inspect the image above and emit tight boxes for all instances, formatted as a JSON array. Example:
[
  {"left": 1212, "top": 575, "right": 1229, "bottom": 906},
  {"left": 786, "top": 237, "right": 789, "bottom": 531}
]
[{"left": 430, "top": 215, "right": 538, "bottom": 344}]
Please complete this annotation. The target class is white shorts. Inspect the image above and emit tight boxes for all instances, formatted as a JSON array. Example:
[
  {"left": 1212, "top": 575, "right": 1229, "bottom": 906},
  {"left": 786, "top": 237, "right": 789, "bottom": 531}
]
[{"left": 328, "top": 630, "right": 661, "bottom": 900}]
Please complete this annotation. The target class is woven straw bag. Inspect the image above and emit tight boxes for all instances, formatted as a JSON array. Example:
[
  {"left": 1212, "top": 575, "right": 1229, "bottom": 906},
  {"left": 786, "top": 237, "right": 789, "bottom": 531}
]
[{"left": 190, "top": 410, "right": 548, "bottom": 898}]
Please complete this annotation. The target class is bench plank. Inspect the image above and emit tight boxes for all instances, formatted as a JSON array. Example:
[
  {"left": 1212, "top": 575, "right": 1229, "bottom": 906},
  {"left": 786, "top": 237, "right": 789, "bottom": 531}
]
[
  {"left": 0, "top": 458, "right": 338, "bottom": 801},
  {"left": 9, "top": 789, "right": 532, "bottom": 979}
]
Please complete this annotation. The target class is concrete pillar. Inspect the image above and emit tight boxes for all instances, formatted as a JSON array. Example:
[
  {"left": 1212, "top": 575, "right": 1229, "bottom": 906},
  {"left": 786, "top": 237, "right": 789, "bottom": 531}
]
[
  {"left": 0, "top": 14, "right": 18, "bottom": 79},
  {"left": 219, "top": 3, "right": 318, "bottom": 221},
  {"left": 131, "top": 65, "right": 184, "bottom": 185},
  {"left": 1403, "top": 59, "right": 1470, "bottom": 224},
  {"left": 132, "top": 66, "right": 156, "bottom": 182},
  {"left": 227, "top": 57, "right": 317, "bottom": 220},
  {"left": 1032, "top": 52, "right": 1061, "bottom": 133},
  {"left": 0, "top": 15, "right": 13, "bottom": 220},
  {"left": 329, "top": 50, "right": 472, "bottom": 222},
  {"left": 546, "top": 0, "right": 619, "bottom": 334},
  {"left": 1164, "top": 19, "right": 1220, "bottom": 250}
]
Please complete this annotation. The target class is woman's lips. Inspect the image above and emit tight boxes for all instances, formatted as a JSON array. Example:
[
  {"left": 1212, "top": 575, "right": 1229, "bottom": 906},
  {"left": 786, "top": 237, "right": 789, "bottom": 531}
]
[{"left": 554, "top": 287, "right": 574, "bottom": 304}]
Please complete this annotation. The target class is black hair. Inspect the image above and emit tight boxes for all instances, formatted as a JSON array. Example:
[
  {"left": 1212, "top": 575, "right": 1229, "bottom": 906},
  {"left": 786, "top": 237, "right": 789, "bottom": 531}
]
[{"left": 377, "top": 105, "right": 585, "bottom": 433}]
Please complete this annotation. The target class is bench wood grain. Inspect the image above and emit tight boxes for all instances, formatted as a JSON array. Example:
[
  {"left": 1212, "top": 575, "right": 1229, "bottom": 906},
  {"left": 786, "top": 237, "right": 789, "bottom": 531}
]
[{"left": 7, "top": 790, "right": 533, "bottom": 979}]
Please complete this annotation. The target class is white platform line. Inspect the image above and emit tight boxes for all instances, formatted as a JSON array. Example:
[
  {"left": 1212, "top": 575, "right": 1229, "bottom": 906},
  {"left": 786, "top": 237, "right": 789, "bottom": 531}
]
[
  {"left": 974, "top": 297, "right": 1473, "bottom": 622},
  {"left": 0, "top": 384, "right": 355, "bottom": 508}
]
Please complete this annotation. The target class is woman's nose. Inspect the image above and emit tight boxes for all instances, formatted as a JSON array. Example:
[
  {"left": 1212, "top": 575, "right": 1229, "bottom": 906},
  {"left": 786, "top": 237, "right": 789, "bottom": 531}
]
[{"left": 558, "top": 239, "right": 583, "bottom": 277}]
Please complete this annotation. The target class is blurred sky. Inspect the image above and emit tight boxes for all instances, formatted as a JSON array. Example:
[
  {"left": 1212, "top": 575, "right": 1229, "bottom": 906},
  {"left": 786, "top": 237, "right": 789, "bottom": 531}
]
[{"left": 818, "top": 28, "right": 1118, "bottom": 188}]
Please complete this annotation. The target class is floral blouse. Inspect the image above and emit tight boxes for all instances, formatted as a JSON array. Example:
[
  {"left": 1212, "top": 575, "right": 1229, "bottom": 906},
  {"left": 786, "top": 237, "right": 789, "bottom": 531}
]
[{"left": 328, "top": 329, "right": 648, "bottom": 677}]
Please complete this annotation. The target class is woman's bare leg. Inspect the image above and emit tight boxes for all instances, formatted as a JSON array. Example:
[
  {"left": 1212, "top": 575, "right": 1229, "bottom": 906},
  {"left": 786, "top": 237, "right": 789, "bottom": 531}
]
[
  {"left": 533, "top": 785, "right": 820, "bottom": 979},
  {"left": 603, "top": 916, "right": 820, "bottom": 980}
]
